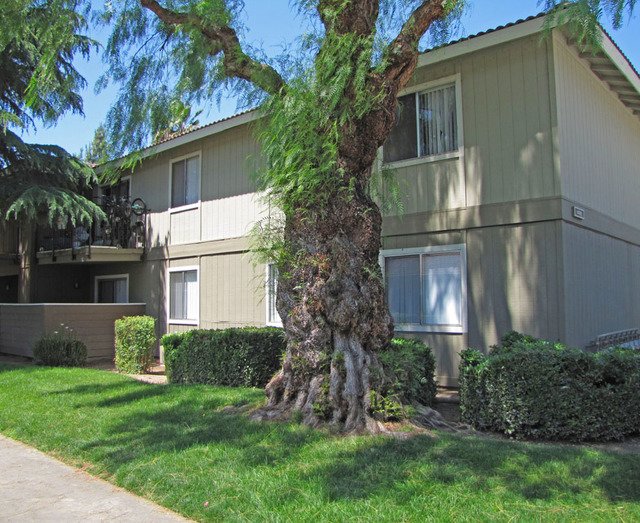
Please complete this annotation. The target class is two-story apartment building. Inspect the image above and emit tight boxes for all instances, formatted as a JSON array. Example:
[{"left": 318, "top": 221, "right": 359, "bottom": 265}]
[{"left": 2, "top": 13, "right": 639, "bottom": 385}]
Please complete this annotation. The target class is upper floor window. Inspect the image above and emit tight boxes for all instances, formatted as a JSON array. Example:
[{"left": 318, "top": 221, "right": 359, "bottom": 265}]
[
  {"left": 171, "top": 154, "right": 200, "bottom": 208},
  {"left": 382, "top": 245, "right": 467, "bottom": 333},
  {"left": 384, "top": 81, "right": 460, "bottom": 164}
]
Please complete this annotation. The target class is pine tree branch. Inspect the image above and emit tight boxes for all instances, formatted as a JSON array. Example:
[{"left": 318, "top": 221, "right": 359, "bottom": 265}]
[
  {"left": 139, "top": 0, "right": 286, "bottom": 95},
  {"left": 379, "top": 0, "right": 447, "bottom": 89}
]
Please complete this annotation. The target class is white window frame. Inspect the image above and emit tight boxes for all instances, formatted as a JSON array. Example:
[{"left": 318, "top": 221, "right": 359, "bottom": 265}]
[
  {"left": 168, "top": 151, "right": 202, "bottom": 213},
  {"left": 265, "top": 263, "right": 283, "bottom": 327},
  {"left": 383, "top": 74, "right": 464, "bottom": 169},
  {"left": 379, "top": 244, "right": 467, "bottom": 334},
  {"left": 167, "top": 265, "right": 200, "bottom": 326},
  {"left": 94, "top": 274, "right": 130, "bottom": 304}
]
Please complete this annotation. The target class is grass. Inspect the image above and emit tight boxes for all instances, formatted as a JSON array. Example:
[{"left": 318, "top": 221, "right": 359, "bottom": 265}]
[{"left": 0, "top": 364, "right": 639, "bottom": 522}]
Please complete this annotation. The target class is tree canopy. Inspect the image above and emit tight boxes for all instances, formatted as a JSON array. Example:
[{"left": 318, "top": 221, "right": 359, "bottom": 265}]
[{"left": 0, "top": 0, "right": 104, "bottom": 226}]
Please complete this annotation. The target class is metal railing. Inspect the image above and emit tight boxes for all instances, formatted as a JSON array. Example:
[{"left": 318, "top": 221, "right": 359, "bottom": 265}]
[{"left": 37, "top": 196, "right": 148, "bottom": 261}]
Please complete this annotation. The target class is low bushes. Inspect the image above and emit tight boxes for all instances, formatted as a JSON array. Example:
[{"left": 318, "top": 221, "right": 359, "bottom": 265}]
[
  {"left": 162, "top": 328, "right": 437, "bottom": 420},
  {"left": 33, "top": 324, "right": 87, "bottom": 367},
  {"left": 115, "top": 316, "right": 157, "bottom": 374},
  {"left": 162, "top": 327, "right": 285, "bottom": 388},
  {"left": 370, "top": 338, "right": 437, "bottom": 419},
  {"left": 460, "top": 332, "right": 640, "bottom": 441}
]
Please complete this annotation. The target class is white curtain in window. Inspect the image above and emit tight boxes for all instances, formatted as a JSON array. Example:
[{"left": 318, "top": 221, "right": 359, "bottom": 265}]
[
  {"left": 267, "top": 265, "right": 281, "bottom": 324},
  {"left": 171, "top": 161, "right": 186, "bottom": 207},
  {"left": 386, "top": 256, "right": 421, "bottom": 324},
  {"left": 114, "top": 279, "right": 128, "bottom": 303},
  {"left": 422, "top": 253, "right": 462, "bottom": 326},
  {"left": 170, "top": 270, "right": 198, "bottom": 320},
  {"left": 184, "top": 270, "right": 198, "bottom": 320},
  {"left": 185, "top": 156, "right": 199, "bottom": 205},
  {"left": 418, "top": 84, "right": 457, "bottom": 157},
  {"left": 169, "top": 272, "right": 184, "bottom": 319}
]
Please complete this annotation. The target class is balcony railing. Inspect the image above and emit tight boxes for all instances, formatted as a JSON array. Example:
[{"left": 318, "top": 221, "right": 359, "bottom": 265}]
[{"left": 37, "top": 196, "right": 148, "bottom": 260}]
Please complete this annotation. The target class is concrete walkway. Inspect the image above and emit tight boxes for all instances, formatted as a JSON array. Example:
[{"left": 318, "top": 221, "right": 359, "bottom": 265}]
[{"left": 0, "top": 435, "right": 189, "bottom": 522}]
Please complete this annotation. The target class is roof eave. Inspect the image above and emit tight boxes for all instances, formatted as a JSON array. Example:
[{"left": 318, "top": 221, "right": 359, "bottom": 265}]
[
  {"left": 417, "top": 14, "right": 548, "bottom": 68},
  {"left": 98, "top": 109, "right": 261, "bottom": 173}
]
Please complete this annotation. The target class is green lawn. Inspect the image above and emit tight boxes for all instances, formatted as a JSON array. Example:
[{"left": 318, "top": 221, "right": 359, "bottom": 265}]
[{"left": 1, "top": 364, "right": 639, "bottom": 522}]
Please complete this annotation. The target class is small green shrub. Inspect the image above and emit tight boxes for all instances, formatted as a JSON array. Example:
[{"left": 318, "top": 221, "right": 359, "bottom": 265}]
[
  {"left": 33, "top": 324, "right": 87, "bottom": 367},
  {"left": 115, "top": 316, "right": 156, "bottom": 374},
  {"left": 370, "top": 338, "right": 437, "bottom": 420},
  {"left": 459, "top": 332, "right": 640, "bottom": 442},
  {"left": 162, "top": 327, "right": 285, "bottom": 388}
]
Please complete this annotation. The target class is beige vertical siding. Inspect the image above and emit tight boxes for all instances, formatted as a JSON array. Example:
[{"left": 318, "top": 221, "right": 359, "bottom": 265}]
[
  {"left": 168, "top": 257, "right": 199, "bottom": 269},
  {"left": 167, "top": 324, "right": 195, "bottom": 334},
  {"left": 384, "top": 159, "right": 465, "bottom": 217},
  {"left": 553, "top": 32, "right": 640, "bottom": 228},
  {"left": 199, "top": 252, "right": 265, "bottom": 329},
  {"left": 460, "top": 35, "right": 558, "bottom": 206},
  {"left": 200, "top": 124, "right": 263, "bottom": 200},
  {"left": 201, "top": 192, "right": 269, "bottom": 242},
  {"left": 169, "top": 208, "right": 201, "bottom": 244},
  {"left": 130, "top": 119, "right": 266, "bottom": 248},
  {"left": 386, "top": 34, "right": 558, "bottom": 217},
  {"left": 0, "top": 305, "right": 44, "bottom": 357},
  {"left": 0, "top": 303, "right": 145, "bottom": 360},
  {"left": 562, "top": 223, "right": 640, "bottom": 348},
  {"left": 466, "top": 221, "right": 563, "bottom": 350}
]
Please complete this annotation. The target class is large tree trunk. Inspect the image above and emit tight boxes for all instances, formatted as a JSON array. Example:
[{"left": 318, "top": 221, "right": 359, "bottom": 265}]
[{"left": 263, "top": 165, "right": 394, "bottom": 433}]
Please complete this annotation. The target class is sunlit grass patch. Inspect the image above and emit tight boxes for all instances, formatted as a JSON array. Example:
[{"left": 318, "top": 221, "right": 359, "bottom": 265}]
[{"left": 1, "top": 364, "right": 638, "bottom": 522}]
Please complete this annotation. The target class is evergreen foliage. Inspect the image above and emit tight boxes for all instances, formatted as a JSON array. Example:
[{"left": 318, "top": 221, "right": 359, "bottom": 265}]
[
  {"left": 0, "top": 0, "right": 104, "bottom": 225},
  {"left": 81, "top": 125, "right": 110, "bottom": 165}
]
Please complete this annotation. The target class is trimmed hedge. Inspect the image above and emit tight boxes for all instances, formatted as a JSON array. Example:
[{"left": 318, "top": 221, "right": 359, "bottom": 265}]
[
  {"left": 460, "top": 333, "right": 640, "bottom": 441},
  {"left": 162, "top": 328, "right": 437, "bottom": 416},
  {"left": 115, "top": 316, "right": 157, "bottom": 374},
  {"left": 33, "top": 325, "right": 87, "bottom": 367},
  {"left": 376, "top": 338, "right": 436, "bottom": 402},
  {"left": 162, "top": 327, "right": 285, "bottom": 388}
]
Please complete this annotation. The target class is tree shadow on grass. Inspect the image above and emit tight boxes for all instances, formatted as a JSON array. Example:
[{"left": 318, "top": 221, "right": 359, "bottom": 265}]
[
  {"left": 50, "top": 379, "right": 640, "bottom": 507},
  {"left": 305, "top": 433, "right": 640, "bottom": 504},
  {"left": 51, "top": 380, "right": 321, "bottom": 469}
]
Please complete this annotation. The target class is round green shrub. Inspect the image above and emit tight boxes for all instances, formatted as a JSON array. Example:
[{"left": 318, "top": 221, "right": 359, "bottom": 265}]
[
  {"left": 115, "top": 315, "right": 157, "bottom": 374},
  {"left": 33, "top": 325, "right": 87, "bottom": 367}
]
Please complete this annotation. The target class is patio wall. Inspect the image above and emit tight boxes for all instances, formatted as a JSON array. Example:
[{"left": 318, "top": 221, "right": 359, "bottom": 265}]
[{"left": 0, "top": 303, "right": 146, "bottom": 361}]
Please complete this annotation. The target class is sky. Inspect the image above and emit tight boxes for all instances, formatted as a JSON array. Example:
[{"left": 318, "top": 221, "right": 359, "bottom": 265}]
[{"left": 23, "top": 0, "right": 640, "bottom": 155}]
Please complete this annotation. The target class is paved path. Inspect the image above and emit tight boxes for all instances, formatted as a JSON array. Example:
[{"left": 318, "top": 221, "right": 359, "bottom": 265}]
[{"left": 0, "top": 435, "right": 189, "bottom": 522}]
